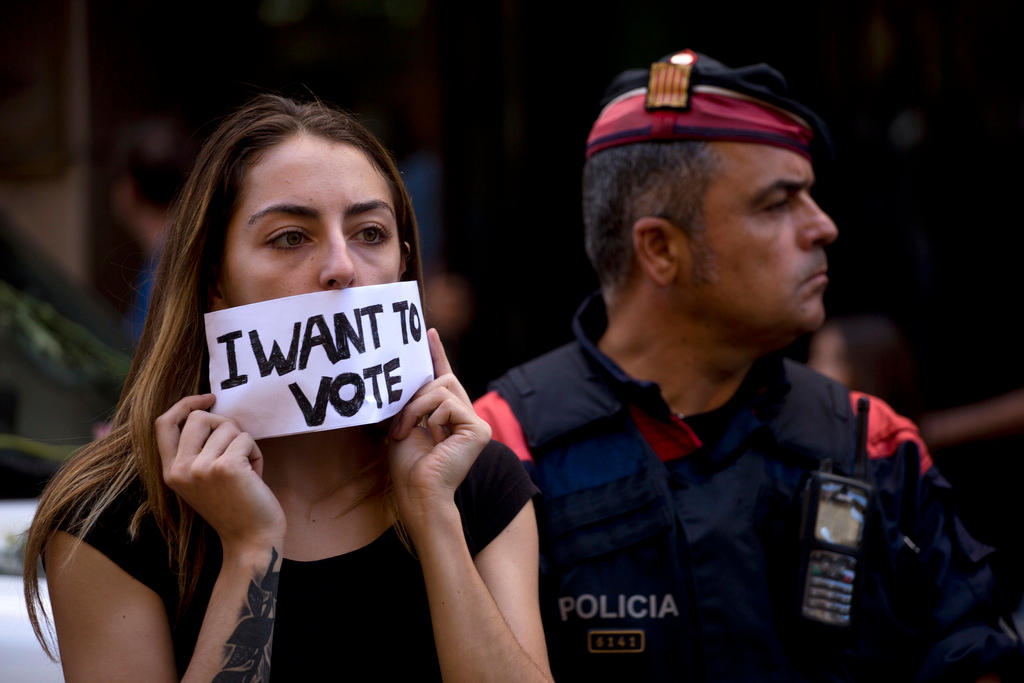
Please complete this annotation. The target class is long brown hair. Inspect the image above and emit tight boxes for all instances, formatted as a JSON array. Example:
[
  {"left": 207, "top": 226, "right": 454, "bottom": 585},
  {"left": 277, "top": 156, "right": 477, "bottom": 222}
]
[{"left": 24, "top": 94, "right": 423, "bottom": 652}]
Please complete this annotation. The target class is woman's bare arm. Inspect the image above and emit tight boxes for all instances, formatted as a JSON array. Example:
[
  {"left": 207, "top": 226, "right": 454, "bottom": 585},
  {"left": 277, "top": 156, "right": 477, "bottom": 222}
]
[
  {"left": 473, "top": 501, "right": 550, "bottom": 676},
  {"left": 186, "top": 544, "right": 281, "bottom": 681},
  {"left": 46, "top": 533, "right": 281, "bottom": 682},
  {"left": 413, "top": 501, "right": 552, "bottom": 682},
  {"left": 46, "top": 532, "right": 177, "bottom": 682},
  {"left": 389, "top": 329, "right": 552, "bottom": 682}
]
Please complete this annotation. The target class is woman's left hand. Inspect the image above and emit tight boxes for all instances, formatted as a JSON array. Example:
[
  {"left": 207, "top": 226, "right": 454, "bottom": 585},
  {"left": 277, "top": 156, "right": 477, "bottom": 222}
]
[{"left": 388, "top": 328, "right": 491, "bottom": 525}]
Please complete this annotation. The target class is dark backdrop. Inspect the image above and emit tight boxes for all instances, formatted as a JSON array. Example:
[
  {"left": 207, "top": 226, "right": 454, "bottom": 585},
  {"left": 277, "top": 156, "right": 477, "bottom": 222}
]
[
  {"left": 0, "top": 0, "right": 998, "bottom": 593},
  {"left": 82, "top": 1, "right": 1024, "bottom": 557},
  {"left": 85, "top": 1, "right": 1023, "bottom": 406}
]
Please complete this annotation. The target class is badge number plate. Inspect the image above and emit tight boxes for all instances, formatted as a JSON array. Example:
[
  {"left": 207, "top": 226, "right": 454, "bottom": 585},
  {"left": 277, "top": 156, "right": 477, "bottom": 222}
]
[{"left": 587, "top": 629, "right": 645, "bottom": 653}]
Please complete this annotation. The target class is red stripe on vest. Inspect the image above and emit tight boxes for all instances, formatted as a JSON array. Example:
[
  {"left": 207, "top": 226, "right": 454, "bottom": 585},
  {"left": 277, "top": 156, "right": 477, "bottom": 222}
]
[
  {"left": 473, "top": 391, "right": 534, "bottom": 463},
  {"left": 850, "top": 391, "right": 933, "bottom": 474},
  {"left": 629, "top": 405, "right": 703, "bottom": 463}
]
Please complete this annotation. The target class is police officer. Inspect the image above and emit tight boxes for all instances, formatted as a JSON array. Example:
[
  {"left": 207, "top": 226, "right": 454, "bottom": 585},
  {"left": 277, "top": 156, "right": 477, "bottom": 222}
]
[{"left": 475, "top": 49, "right": 1024, "bottom": 682}]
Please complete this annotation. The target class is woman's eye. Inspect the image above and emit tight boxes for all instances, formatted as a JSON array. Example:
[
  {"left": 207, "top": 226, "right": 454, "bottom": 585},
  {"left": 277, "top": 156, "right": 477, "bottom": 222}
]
[
  {"left": 355, "top": 226, "right": 386, "bottom": 243},
  {"left": 271, "top": 231, "right": 306, "bottom": 248}
]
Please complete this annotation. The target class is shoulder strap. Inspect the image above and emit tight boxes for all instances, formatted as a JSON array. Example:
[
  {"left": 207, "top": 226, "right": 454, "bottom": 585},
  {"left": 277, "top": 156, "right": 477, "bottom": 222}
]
[
  {"left": 768, "top": 359, "right": 858, "bottom": 473},
  {"left": 489, "top": 342, "right": 622, "bottom": 451},
  {"left": 493, "top": 352, "right": 862, "bottom": 473}
]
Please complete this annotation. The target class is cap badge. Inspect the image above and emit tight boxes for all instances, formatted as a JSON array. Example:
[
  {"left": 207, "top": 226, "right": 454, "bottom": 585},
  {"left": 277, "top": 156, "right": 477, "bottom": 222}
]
[{"left": 646, "top": 52, "right": 695, "bottom": 110}]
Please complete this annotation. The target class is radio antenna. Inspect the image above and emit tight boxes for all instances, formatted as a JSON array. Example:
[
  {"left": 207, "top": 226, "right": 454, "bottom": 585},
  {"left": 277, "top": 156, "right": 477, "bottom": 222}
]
[{"left": 855, "top": 397, "right": 870, "bottom": 480}]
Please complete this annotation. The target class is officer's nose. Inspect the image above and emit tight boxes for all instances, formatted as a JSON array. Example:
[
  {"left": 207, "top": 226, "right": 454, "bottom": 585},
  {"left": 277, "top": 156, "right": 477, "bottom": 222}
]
[{"left": 798, "top": 197, "right": 838, "bottom": 250}]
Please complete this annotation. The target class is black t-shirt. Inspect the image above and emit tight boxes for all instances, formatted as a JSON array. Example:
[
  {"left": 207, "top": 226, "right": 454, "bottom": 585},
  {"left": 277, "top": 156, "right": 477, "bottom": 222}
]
[{"left": 78, "top": 440, "right": 538, "bottom": 680}]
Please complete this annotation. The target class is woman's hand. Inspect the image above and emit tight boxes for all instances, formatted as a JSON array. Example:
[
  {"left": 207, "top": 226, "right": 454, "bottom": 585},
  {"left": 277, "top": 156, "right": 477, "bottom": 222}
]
[
  {"left": 156, "top": 394, "right": 285, "bottom": 553},
  {"left": 388, "top": 329, "right": 491, "bottom": 527}
]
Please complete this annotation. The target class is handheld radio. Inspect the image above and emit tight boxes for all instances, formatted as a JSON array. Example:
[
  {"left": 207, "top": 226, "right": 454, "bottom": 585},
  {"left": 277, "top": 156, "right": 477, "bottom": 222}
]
[{"left": 797, "top": 397, "right": 874, "bottom": 627}]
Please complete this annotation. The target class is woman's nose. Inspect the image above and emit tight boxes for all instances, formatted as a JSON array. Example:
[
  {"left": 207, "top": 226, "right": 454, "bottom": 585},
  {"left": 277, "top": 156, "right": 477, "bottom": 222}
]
[{"left": 319, "top": 238, "right": 356, "bottom": 290}]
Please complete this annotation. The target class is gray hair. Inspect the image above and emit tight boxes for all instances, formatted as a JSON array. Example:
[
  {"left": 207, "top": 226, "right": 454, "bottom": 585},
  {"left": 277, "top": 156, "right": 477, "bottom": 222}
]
[{"left": 582, "top": 140, "right": 719, "bottom": 292}]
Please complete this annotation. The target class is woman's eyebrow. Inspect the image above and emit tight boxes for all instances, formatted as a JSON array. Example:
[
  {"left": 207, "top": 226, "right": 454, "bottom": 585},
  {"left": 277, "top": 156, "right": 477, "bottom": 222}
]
[
  {"left": 247, "top": 203, "right": 318, "bottom": 225},
  {"left": 247, "top": 200, "right": 394, "bottom": 226},
  {"left": 346, "top": 199, "right": 395, "bottom": 218}
]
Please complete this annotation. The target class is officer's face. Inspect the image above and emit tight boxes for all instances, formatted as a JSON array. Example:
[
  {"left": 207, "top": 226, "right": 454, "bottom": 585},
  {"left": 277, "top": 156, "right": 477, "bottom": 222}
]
[{"left": 682, "top": 142, "right": 838, "bottom": 352}]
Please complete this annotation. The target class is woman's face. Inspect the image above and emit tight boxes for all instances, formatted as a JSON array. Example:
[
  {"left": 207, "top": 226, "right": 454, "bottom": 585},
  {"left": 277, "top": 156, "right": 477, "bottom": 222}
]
[{"left": 211, "top": 134, "right": 406, "bottom": 310}]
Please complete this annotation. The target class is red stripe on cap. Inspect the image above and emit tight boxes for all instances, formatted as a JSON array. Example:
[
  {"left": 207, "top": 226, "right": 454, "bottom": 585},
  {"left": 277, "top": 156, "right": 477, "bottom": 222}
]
[{"left": 586, "top": 90, "right": 814, "bottom": 160}]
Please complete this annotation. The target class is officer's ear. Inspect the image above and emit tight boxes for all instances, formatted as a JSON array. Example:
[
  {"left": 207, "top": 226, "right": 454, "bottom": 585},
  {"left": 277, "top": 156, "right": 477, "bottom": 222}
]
[{"left": 632, "top": 216, "right": 684, "bottom": 287}]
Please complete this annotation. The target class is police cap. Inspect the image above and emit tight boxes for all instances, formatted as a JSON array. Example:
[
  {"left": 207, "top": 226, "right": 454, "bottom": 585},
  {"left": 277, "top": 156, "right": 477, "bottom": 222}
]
[{"left": 586, "top": 49, "right": 832, "bottom": 163}]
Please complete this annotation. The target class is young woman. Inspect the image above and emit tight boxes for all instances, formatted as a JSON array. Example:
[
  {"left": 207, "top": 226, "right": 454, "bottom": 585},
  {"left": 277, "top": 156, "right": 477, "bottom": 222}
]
[{"left": 25, "top": 94, "right": 552, "bottom": 682}]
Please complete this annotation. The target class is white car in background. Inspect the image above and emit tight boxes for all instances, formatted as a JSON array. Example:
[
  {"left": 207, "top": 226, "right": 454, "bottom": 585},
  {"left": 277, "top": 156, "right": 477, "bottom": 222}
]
[{"left": 0, "top": 499, "right": 64, "bottom": 682}]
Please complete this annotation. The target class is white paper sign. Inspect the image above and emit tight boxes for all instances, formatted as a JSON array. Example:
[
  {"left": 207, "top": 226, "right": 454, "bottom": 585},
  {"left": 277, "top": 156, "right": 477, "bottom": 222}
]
[{"left": 204, "top": 281, "right": 433, "bottom": 439}]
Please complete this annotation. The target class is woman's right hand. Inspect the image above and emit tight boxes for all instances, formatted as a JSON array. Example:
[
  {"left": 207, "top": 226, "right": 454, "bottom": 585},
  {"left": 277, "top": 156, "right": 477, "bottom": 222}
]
[{"left": 156, "top": 394, "right": 285, "bottom": 553}]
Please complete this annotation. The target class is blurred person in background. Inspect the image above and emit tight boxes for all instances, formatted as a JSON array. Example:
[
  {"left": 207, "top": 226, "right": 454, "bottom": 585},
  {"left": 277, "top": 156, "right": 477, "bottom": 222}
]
[
  {"left": 393, "top": 102, "right": 477, "bottom": 382},
  {"left": 919, "top": 390, "right": 1024, "bottom": 453},
  {"left": 807, "top": 313, "right": 922, "bottom": 421},
  {"left": 109, "top": 115, "right": 196, "bottom": 342}
]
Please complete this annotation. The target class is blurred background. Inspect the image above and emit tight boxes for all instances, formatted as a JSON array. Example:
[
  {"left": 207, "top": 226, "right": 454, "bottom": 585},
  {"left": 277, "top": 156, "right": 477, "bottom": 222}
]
[{"left": 1, "top": 0, "right": 1022, "bottom": 609}]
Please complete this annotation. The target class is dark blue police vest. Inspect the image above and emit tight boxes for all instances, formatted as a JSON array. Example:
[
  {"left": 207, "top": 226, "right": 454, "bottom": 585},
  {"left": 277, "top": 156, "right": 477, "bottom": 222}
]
[{"left": 490, "top": 343, "right": 893, "bottom": 682}]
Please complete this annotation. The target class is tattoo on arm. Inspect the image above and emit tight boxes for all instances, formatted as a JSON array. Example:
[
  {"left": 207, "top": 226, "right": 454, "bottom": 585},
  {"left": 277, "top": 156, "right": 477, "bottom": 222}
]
[{"left": 213, "top": 548, "right": 281, "bottom": 683}]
